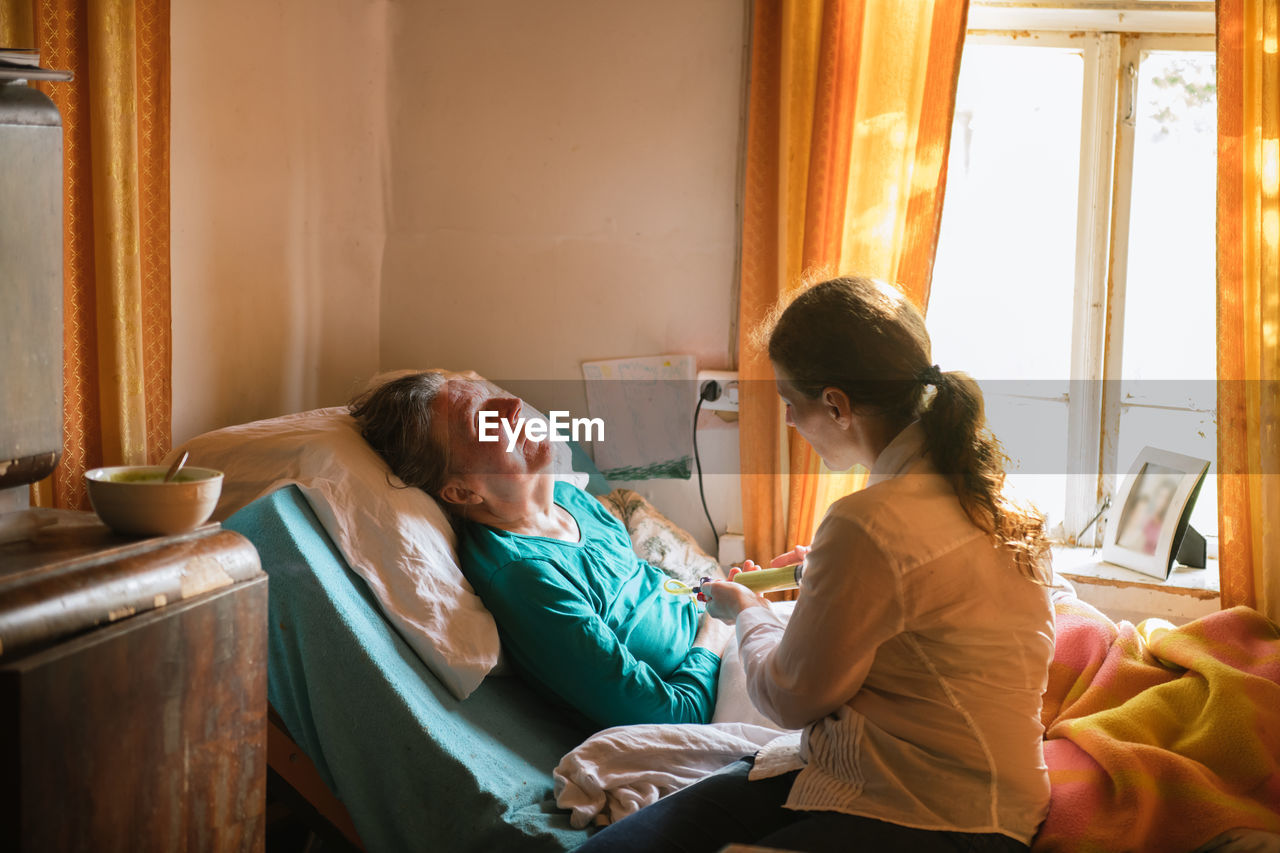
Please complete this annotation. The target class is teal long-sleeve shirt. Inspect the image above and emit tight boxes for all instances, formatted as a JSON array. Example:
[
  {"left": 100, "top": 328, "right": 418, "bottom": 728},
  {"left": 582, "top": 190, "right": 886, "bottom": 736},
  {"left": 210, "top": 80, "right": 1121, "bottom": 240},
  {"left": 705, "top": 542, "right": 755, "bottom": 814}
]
[{"left": 458, "top": 481, "right": 720, "bottom": 728}]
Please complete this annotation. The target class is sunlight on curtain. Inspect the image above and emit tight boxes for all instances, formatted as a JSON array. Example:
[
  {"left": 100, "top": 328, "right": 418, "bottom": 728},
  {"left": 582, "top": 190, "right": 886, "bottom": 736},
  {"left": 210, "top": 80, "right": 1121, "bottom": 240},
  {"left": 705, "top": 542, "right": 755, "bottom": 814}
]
[
  {"left": 0, "top": 0, "right": 34, "bottom": 48},
  {"left": 738, "top": 0, "right": 968, "bottom": 564},
  {"left": 1217, "top": 0, "right": 1280, "bottom": 618},
  {"left": 18, "top": 0, "right": 171, "bottom": 510}
]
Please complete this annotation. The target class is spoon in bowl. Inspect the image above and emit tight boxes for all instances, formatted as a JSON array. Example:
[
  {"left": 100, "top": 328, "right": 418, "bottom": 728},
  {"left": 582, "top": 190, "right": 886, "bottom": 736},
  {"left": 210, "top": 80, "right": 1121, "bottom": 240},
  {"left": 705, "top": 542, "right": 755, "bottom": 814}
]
[{"left": 164, "top": 450, "right": 190, "bottom": 483}]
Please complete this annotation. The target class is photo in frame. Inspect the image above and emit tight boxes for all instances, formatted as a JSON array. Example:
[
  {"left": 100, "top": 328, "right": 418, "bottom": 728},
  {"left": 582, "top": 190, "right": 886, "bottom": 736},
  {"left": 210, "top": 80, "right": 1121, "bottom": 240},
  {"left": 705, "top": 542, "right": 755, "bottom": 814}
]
[{"left": 1100, "top": 446, "right": 1210, "bottom": 580}]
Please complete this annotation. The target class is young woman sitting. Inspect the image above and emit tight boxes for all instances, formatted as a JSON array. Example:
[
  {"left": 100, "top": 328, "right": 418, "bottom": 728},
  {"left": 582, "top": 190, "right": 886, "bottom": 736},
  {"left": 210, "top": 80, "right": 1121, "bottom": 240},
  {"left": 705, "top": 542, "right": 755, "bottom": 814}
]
[{"left": 577, "top": 276, "right": 1055, "bottom": 853}]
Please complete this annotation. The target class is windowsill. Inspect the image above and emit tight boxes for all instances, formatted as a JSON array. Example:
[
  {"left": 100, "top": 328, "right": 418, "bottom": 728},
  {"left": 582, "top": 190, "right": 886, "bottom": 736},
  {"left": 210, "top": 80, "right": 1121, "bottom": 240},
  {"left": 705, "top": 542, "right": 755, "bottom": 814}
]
[{"left": 1052, "top": 545, "right": 1220, "bottom": 599}]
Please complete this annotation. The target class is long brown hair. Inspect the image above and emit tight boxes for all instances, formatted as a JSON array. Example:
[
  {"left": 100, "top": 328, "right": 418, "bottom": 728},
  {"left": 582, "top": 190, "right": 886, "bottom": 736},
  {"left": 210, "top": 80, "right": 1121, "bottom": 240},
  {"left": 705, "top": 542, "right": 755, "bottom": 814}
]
[{"left": 763, "top": 276, "right": 1049, "bottom": 580}]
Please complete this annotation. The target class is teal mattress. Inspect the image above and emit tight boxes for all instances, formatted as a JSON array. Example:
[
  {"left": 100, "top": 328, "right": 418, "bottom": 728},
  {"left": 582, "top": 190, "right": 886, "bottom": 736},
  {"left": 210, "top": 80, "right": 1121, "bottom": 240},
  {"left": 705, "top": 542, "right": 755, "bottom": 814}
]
[{"left": 225, "top": 486, "right": 592, "bottom": 852}]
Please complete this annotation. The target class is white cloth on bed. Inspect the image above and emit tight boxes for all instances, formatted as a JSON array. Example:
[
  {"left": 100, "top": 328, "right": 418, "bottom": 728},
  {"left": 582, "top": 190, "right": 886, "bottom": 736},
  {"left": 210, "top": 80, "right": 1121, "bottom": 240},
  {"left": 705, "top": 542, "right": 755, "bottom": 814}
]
[
  {"left": 710, "top": 600, "right": 794, "bottom": 729},
  {"left": 554, "top": 723, "right": 796, "bottom": 829},
  {"left": 555, "top": 601, "right": 799, "bottom": 828}
]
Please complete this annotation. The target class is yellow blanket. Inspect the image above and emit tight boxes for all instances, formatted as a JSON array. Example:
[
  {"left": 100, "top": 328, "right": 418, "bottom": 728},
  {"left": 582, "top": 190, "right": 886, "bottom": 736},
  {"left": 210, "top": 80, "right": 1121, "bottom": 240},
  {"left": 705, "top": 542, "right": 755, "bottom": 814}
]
[{"left": 1035, "top": 601, "right": 1280, "bottom": 852}]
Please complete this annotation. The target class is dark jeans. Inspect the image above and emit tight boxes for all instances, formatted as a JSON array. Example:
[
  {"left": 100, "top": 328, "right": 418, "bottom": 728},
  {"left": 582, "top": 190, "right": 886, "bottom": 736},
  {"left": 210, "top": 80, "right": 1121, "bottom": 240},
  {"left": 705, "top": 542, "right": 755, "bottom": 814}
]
[{"left": 573, "top": 757, "right": 1031, "bottom": 853}]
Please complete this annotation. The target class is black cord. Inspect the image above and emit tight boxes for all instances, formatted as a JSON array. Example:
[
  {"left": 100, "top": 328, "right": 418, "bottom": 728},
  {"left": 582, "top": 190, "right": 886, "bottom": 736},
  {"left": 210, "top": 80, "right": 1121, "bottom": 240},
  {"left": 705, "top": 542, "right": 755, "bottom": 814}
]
[{"left": 693, "top": 393, "right": 720, "bottom": 556}]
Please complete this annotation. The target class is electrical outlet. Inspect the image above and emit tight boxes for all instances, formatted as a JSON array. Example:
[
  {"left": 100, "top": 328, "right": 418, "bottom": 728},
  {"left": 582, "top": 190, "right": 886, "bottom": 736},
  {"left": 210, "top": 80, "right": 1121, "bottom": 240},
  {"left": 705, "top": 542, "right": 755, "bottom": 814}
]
[
  {"left": 697, "top": 370, "right": 739, "bottom": 412},
  {"left": 718, "top": 532, "right": 745, "bottom": 567}
]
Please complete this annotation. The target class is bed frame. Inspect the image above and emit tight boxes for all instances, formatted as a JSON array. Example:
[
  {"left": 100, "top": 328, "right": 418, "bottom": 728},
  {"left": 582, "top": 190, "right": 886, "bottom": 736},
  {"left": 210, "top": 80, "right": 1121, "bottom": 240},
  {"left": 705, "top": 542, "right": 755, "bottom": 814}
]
[{"left": 267, "top": 708, "right": 364, "bottom": 850}]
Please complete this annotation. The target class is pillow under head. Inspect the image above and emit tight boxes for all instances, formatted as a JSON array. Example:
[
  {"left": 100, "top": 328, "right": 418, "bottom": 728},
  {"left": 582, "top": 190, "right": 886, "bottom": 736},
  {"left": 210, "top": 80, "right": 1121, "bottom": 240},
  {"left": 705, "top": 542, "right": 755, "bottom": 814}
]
[{"left": 169, "top": 406, "right": 499, "bottom": 700}]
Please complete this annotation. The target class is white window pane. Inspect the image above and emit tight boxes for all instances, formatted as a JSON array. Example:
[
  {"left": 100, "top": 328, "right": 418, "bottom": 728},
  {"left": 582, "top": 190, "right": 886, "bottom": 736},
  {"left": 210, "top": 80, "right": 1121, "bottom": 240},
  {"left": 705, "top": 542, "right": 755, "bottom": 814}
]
[
  {"left": 1120, "top": 51, "right": 1216, "bottom": 383},
  {"left": 930, "top": 45, "right": 1083, "bottom": 384},
  {"left": 985, "top": 395, "right": 1070, "bottom": 529}
]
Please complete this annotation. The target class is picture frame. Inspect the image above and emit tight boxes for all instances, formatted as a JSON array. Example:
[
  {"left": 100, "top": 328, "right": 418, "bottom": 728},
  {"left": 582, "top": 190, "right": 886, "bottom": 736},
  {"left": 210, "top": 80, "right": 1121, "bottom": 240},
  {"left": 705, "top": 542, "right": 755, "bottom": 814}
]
[{"left": 1100, "top": 446, "right": 1210, "bottom": 580}]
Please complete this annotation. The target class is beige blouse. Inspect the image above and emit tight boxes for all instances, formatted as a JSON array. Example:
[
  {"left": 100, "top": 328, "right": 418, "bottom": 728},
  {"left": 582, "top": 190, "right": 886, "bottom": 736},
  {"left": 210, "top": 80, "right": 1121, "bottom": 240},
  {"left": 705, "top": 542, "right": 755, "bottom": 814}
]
[{"left": 735, "top": 422, "right": 1055, "bottom": 843}]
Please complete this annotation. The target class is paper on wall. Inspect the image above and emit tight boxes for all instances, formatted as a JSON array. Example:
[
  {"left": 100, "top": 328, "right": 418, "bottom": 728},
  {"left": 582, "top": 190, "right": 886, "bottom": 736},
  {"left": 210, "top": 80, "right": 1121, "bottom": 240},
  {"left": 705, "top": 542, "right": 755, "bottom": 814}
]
[{"left": 581, "top": 355, "right": 695, "bottom": 480}]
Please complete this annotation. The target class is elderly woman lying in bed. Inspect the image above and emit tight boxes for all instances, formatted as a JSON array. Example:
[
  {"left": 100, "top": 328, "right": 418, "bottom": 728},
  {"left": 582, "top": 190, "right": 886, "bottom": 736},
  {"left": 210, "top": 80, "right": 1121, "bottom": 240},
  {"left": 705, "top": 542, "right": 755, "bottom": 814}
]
[{"left": 351, "top": 371, "right": 732, "bottom": 728}]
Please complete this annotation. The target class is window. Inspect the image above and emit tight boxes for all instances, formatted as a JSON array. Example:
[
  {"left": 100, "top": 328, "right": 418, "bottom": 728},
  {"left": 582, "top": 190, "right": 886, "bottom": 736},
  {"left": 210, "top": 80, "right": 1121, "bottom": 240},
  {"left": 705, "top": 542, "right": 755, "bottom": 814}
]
[{"left": 928, "top": 4, "right": 1217, "bottom": 553}]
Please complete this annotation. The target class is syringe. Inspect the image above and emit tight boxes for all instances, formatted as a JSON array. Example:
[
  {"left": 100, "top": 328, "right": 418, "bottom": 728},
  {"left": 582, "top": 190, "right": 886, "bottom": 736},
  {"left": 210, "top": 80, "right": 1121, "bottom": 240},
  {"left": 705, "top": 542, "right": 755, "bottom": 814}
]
[{"left": 663, "top": 564, "right": 805, "bottom": 597}]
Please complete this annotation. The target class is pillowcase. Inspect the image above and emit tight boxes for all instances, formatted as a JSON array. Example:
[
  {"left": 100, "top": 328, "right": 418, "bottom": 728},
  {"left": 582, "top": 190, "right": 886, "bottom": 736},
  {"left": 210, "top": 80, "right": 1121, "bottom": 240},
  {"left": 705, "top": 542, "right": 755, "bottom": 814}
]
[{"left": 169, "top": 406, "right": 499, "bottom": 700}]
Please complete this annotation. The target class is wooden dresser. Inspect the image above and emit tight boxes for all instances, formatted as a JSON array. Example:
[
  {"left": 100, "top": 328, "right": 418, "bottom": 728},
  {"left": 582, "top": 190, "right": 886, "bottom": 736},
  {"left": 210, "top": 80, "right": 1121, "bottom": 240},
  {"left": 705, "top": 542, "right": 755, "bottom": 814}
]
[{"left": 0, "top": 511, "right": 267, "bottom": 852}]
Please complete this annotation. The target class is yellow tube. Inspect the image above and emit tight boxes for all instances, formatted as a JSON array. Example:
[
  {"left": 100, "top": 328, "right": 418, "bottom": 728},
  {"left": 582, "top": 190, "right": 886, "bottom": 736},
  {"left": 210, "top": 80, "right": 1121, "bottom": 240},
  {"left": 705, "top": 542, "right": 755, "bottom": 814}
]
[{"left": 729, "top": 564, "right": 804, "bottom": 594}]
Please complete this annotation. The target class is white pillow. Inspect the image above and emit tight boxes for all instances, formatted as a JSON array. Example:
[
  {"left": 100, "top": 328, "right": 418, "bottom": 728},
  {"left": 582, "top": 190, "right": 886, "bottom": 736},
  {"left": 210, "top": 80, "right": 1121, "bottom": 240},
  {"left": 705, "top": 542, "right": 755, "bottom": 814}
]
[{"left": 169, "top": 406, "right": 500, "bottom": 700}]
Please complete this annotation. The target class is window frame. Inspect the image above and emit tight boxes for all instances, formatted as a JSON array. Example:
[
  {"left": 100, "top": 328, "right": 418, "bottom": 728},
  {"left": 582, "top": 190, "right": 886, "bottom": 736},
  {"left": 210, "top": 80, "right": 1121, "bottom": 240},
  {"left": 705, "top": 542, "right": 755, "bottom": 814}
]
[{"left": 957, "top": 13, "right": 1216, "bottom": 548}]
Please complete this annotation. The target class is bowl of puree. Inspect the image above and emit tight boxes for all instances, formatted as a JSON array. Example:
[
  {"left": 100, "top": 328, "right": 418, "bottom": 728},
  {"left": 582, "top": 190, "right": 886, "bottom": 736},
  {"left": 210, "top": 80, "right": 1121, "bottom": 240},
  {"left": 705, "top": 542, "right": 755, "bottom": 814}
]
[{"left": 84, "top": 465, "right": 223, "bottom": 536}]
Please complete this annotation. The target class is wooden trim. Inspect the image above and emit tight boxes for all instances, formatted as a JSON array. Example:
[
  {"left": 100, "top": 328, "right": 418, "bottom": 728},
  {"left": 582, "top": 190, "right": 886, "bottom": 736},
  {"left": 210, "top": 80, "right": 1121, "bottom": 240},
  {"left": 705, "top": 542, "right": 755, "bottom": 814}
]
[
  {"left": 1062, "top": 571, "right": 1221, "bottom": 599},
  {"left": 967, "top": 3, "right": 1215, "bottom": 35},
  {"left": 266, "top": 711, "right": 364, "bottom": 850}
]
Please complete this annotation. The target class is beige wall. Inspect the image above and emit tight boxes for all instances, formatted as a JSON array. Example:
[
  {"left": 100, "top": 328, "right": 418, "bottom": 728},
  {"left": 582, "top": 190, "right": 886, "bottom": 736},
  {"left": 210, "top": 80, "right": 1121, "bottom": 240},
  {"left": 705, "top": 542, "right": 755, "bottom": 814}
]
[
  {"left": 379, "top": 0, "right": 748, "bottom": 545},
  {"left": 171, "top": 0, "right": 389, "bottom": 444},
  {"left": 171, "top": 0, "right": 747, "bottom": 547},
  {"left": 380, "top": 0, "right": 745, "bottom": 403}
]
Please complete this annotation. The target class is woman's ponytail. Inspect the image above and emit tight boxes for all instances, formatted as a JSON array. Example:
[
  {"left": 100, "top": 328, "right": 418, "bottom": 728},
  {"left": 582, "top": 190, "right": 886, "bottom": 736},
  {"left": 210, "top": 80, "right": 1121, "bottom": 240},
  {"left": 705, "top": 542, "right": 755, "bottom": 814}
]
[{"left": 919, "top": 370, "right": 1049, "bottom": 581}]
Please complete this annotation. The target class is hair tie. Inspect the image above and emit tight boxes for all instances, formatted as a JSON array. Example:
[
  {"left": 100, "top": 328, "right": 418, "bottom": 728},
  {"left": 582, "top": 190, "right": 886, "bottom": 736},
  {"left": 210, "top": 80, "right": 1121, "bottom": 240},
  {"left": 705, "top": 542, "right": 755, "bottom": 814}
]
[{"left": 917, "top": 364, "right": 944, "bottom": 386}]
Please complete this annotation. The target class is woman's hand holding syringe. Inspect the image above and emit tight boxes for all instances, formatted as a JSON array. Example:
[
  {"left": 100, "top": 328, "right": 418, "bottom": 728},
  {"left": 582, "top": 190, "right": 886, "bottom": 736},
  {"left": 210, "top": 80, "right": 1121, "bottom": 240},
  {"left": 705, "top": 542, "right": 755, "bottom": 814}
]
[{"left": 699, "top": 545, "right": 809, "bottom": 624}]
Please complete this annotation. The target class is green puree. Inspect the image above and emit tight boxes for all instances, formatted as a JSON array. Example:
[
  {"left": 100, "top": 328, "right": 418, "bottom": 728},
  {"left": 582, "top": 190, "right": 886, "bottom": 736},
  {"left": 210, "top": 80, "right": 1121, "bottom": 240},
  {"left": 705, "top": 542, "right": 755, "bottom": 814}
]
[{"left": 107, "top": 471, "right": 202, "bottom": 483}]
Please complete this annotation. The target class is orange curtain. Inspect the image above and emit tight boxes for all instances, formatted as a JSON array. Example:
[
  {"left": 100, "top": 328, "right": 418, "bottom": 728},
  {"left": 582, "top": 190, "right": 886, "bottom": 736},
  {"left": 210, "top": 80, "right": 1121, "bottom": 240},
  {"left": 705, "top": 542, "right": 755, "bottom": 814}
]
[
  {"left": 1217, "top": 0, "right": 1280, "bottom": 618},
  {"left": 738, "top": 0, "right": 968, "bottom": 563},
  {"left": 4, "top": 0, "right": 171, "bottom": 510}
]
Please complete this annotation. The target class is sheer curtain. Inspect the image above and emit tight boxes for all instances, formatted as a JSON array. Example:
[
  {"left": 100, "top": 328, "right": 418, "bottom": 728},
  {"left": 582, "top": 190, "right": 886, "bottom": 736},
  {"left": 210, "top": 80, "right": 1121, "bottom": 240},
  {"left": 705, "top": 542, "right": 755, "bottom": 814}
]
[
  {"left": 1217, "top": 0, "right": 1280, "bottom": 618},
  {"left": 3, "top": 0, "right": 171, "bottom": 509},
  {"left": 737, "top": 0, "right": 968, "bottom": 565}
]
